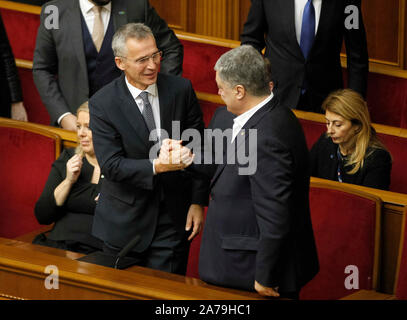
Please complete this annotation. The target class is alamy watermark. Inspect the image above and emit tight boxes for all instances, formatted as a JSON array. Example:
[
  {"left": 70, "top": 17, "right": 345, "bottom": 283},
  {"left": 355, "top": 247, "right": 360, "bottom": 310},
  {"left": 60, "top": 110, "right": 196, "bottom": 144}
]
[
  {"left": 42, "top": 5, "right": 361, "bottom": 30},
  {"left": 148, "top": 121, "right": 258, "bottom": 176}
]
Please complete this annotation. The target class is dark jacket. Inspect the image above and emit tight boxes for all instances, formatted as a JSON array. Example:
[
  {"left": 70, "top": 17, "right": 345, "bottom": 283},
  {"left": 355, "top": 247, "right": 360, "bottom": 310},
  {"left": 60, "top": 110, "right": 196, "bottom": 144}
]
[
  {"left": 241, "top": 0, "right": 368, "bottom": 113},
  {"left": 199, "top": 102, "right": 319, "bottom": 293},
  {"left": 310, "top": 133, "right": 392, "bottom": 190},
  {"left": 0, "top": 13, "right": 23, "bottom": 118},
  {"left": 34, "top": 148, "right": 103, "bottom": 251},
  {"left": 89, "top": 73, "right": 207, "bottom": 252}
]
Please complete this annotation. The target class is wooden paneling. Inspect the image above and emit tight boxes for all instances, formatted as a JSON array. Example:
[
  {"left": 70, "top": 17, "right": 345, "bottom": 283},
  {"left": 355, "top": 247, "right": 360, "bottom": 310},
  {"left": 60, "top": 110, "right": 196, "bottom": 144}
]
[
  {"left": 150, "top": 0, "right": 188, "bottom": 31},
  {"left": 361, "top": 0, "right": 405, "bottom": 68},
  {"left": 195, "top": 0, "right": 240, "bottom": 39}
]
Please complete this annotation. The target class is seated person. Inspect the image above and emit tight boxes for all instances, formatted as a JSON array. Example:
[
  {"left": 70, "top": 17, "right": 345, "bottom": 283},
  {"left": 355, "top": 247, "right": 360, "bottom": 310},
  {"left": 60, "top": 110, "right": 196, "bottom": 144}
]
[
  {"left": 310, "top": 89, "right": 392, "bottom": 190},
  {"left": 33, "top": 102, "right": 103, "bottom": 253}
]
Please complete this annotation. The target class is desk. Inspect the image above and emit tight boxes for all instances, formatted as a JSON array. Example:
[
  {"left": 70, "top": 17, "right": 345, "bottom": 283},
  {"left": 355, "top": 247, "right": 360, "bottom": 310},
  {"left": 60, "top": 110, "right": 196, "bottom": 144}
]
[{"left": 0, "top": 238, "right": 266, "bottom": 300}]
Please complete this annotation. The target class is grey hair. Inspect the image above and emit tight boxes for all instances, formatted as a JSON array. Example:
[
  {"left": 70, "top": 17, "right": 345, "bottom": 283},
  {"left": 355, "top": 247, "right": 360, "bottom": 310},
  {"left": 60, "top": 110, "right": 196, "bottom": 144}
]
[
  {"left": 112, "top": 23, "right": 155, "bottom": 57},
  {"left": 214, "top": 45, "right": 270, "bottom": 97}
]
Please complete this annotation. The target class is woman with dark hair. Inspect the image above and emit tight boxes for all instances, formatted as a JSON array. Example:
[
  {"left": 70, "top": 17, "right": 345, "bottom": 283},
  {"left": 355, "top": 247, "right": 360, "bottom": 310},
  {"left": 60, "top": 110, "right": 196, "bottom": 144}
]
[
  {"left": 310, "top": 89, "right": 392, "bottom": 190},
  {"left": 0, "top": 13, "right": 27, "bottom": 121},
  {"left": 33, "top": 102, "right": 103, "bottom": 253}
]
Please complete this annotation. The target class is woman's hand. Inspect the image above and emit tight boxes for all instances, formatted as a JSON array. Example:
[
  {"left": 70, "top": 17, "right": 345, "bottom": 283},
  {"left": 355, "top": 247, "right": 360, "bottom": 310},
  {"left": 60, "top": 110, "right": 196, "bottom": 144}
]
[{"left": 66, "top": 154, "right": 83, "bottom": 184}]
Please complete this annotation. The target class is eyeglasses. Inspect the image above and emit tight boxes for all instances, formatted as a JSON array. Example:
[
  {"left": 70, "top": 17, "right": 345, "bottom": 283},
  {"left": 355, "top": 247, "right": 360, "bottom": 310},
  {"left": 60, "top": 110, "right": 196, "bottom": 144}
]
[{"left": 121, "top": 51, "right": 162, "bottom": 65}]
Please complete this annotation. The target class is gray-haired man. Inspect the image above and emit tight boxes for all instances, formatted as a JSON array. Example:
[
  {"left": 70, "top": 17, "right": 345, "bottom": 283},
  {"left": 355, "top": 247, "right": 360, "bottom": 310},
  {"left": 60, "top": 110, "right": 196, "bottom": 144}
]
[{"left": 89, "top": 23, "right": 207, "bottom": 275}]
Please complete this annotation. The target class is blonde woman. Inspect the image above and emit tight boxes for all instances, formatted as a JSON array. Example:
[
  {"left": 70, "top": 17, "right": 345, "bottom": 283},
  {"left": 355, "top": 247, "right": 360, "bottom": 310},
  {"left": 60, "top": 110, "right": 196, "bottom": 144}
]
[
  {"left": 33, "top": 102, "right": 103, "bottom": 253},
  {"left": 310, "top": 89, "right": 392, "bottom": 190}
]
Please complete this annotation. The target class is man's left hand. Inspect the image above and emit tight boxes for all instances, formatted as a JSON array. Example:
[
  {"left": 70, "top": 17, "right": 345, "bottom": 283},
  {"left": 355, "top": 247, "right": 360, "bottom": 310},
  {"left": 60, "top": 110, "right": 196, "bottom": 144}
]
[
  {"left": 185, "top": 204, "right": 204, "bottom": 241},
  {"left": 254, "top": 280, "right": 280, "bottom": 297}
]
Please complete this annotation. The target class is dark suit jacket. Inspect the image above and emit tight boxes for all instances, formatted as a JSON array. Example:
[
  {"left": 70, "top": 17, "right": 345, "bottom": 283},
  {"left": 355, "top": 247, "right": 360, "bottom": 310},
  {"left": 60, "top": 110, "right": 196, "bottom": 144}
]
[
  {"left": 199, "top": 101, "right": 319, "bottom": 293},
  {"left": 89, "top": 73, "right": 207, "bottom": 252},
  {"left": 310, "top": 133, "right": 392, "bottom": 190},
  {"left": 33, "top": 0, "right": 183, "bottom": 125},
  {"left": 0, "top": 13, "right": 23, "bottom": 118},
  {"left": 241, "top": 0, "right": 368, "bottom": 113}
]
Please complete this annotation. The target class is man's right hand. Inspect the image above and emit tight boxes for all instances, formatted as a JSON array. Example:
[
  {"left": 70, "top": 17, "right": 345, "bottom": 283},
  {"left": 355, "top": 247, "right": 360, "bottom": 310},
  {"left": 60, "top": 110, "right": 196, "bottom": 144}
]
[
  {"left": 60, "top": 114, "right": 78, "bottom": 131},
  {"left": 154, "top": 139, "right": 195, "bottom": 174}
]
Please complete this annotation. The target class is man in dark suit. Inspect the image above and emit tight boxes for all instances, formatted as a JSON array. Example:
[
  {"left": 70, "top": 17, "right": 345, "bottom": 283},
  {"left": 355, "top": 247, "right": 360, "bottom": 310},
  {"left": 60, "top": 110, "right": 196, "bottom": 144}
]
[
  {"left": 197, "top": 45, "right": 319, "bottom": 298},
  {"left": 241, "top": 0, "right": 368, "bottom": 113},
  {"left": 89, "top": 23, "right": 206, "bottom": 275},
  {"left": 33, "top": 0, "right": 182, "bottom": 130}
]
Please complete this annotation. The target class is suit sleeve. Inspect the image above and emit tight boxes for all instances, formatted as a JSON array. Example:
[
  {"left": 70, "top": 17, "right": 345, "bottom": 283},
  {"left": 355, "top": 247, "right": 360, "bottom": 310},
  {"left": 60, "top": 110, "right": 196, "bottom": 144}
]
[
  {"left": 343, "top": 0, "right": 369, "bottom": 98},
  {"left": 144, "top": 0, "right": 183, "bottom": 76},
  {"left": 0, "top": 15, "right": 23, "bottom": 104},
  {"left": 33, "top": 5, "right": 71, "bottom": 125},
  {"left": 89, "top": 97, "right": 155, "bottom": 189},
  {"left": 240, "top": 0, "right": 267, "bottom": 52},
  {"left": 249, "top": 137, "right": 295, "bottom": 287}
]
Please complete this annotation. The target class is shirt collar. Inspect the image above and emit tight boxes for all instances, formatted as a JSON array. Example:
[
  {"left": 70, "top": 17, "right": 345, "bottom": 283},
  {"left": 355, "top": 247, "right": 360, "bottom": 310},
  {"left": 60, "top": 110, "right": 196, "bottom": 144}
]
[
  {"left": 233, "top": 93, "right": 273, "bottom": 129},
  {"left": 80, "top": 0, "right": 111, "bottom": 14},
  {"left": 125, "top": 76, "right": 158, "bottom": 100}
]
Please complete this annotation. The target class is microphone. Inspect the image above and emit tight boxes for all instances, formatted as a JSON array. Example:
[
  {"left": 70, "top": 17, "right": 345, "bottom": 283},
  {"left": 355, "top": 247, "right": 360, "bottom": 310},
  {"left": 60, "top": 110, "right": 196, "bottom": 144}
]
[{"left": 114, "top": 235, "right": 141, "bottom": 269}]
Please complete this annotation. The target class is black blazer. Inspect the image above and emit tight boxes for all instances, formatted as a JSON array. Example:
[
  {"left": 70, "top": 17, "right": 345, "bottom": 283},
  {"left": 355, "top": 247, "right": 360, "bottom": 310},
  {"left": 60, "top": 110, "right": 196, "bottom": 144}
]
[
  {"left": 89, "top": 73, "right": 207, "bottom": 251},
  {"left": 34, "top": 148, "right": 103, "bottom": 249},
  {"left": 33, "top": 0, "right": 183, "bottom": 125},
  {"left": 241, "top": 0, "right": 368, "bottom": 113},
  {"left": 199, "top": 101, "right": 319, "bottom": 293},
  {"left": 0, "top": 13, "right": 23, "bottom": 118},
  {"left": 310, "top": 133, "right": 392, "bottom": 190}
]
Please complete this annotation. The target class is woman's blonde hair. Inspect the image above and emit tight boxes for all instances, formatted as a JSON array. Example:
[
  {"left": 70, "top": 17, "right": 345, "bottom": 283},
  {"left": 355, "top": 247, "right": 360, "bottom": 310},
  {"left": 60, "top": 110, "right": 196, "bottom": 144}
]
[
  {"left": 322, "top": 89, "right": 389, "bottom": 174},
  {"left": 75, "top": 101, "right": 90, "bottom": 157}
]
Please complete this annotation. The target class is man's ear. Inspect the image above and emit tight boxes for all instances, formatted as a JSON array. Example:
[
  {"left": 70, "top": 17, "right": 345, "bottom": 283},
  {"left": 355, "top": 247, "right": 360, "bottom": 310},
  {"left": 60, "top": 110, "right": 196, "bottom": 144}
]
[
  {"left": 235, "top": 85, "right": 246, "bottom": 100},
  {"left": 115, "top": 57, "right": 125, "bottom": 71}
]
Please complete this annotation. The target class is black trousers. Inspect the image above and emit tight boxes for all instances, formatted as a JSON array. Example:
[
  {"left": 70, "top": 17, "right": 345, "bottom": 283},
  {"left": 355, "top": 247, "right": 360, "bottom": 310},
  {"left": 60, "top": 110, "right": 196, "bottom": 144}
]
[{"left": 103, "top": 209, "right": 191, "bottom": 276}]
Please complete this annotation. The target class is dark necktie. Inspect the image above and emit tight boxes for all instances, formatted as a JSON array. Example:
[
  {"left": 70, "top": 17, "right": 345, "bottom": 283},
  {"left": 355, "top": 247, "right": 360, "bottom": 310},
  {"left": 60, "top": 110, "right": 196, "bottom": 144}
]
[
  {"left": 139, "top": 91, "right": 157, "bottom": 136},
  {"left": 300, "top": 0, "right": 316, "bottom": 60}
]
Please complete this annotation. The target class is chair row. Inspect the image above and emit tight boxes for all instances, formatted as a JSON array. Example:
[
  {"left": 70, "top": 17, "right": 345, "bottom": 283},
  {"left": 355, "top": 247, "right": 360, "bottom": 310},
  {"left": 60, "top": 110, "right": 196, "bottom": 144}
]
[
  {"left": 186, "top": 177, "right": 407, "bottom": 300},
  {"left": 1, "top": 116, "right": 406, "bottom": 299}
]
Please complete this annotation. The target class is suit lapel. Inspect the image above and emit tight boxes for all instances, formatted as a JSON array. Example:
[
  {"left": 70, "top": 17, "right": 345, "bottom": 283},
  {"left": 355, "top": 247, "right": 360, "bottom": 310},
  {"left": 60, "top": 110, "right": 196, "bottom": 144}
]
[
  {"left": 117, "top": 75, "right": 151, "bottom": 149},
  {"left": 278, "top": 0, "right": 304, "bottom": 61},
  {"left": 312, "top": 0, "right": 336, "bottom": 56},
  {"left": 156, "top": 75, "right": 174, "bottom": 137},
  {"left": 68, "top": 0, "right": 89, "bottom": 91},
  {"left": 210, "top": 98, "right": 278, "bottom": 189}
]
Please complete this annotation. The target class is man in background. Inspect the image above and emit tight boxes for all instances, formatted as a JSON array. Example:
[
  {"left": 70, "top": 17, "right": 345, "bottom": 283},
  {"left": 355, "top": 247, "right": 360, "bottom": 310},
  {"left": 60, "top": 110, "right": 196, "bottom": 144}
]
[
  {"left": 241, "top": 0, "right": 368, "bottom": 113},
  {"left": 33, "top": 0, "right": 182, "bottom": 130}
]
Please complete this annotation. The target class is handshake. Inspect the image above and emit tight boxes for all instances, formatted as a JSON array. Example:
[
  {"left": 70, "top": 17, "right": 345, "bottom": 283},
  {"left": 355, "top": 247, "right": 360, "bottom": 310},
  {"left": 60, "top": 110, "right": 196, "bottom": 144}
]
[{"left": 154, "top": 139, "right": 195, "bottom": 174}]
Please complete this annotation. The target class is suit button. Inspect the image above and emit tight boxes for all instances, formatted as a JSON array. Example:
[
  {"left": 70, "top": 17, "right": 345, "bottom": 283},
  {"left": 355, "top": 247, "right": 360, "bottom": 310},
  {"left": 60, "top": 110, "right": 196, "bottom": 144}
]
[{"left": 101, "top": 175, "right": 104, "bottom": 179}]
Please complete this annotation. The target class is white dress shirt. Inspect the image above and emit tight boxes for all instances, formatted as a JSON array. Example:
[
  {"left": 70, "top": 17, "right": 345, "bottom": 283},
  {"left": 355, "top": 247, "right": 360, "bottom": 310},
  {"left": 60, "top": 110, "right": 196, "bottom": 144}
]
[
  {"left": 294, "top": 0, "right": 322, "bottom": 45},
  {"left": 124, "top": 77, "right": 162, "bottom": 136},
  {"left": 58, "top": 0, "right": 112, "bottom": 125},
  {"left": 231, "top": 93, "right": 274, "bottom": 143},
  {"left": 79, "top": 0, "right": 111, "bottom": 35}
]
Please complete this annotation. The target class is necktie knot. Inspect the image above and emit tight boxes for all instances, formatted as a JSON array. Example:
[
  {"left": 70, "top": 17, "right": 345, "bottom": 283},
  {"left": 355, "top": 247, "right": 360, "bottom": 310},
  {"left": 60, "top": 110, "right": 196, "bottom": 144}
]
[
  {"left": 92, "top": 6, "right": 102, "bottom": 15},
  {"left": 139, "top": 91, "right": 149, "bottom": 104}
]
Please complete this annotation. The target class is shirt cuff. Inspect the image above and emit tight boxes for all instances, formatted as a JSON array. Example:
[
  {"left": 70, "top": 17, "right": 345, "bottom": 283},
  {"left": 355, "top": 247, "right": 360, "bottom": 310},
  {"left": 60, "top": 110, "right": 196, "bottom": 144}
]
[{"left": 57, "top": 112, "right": 73, "bottom": 126}]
